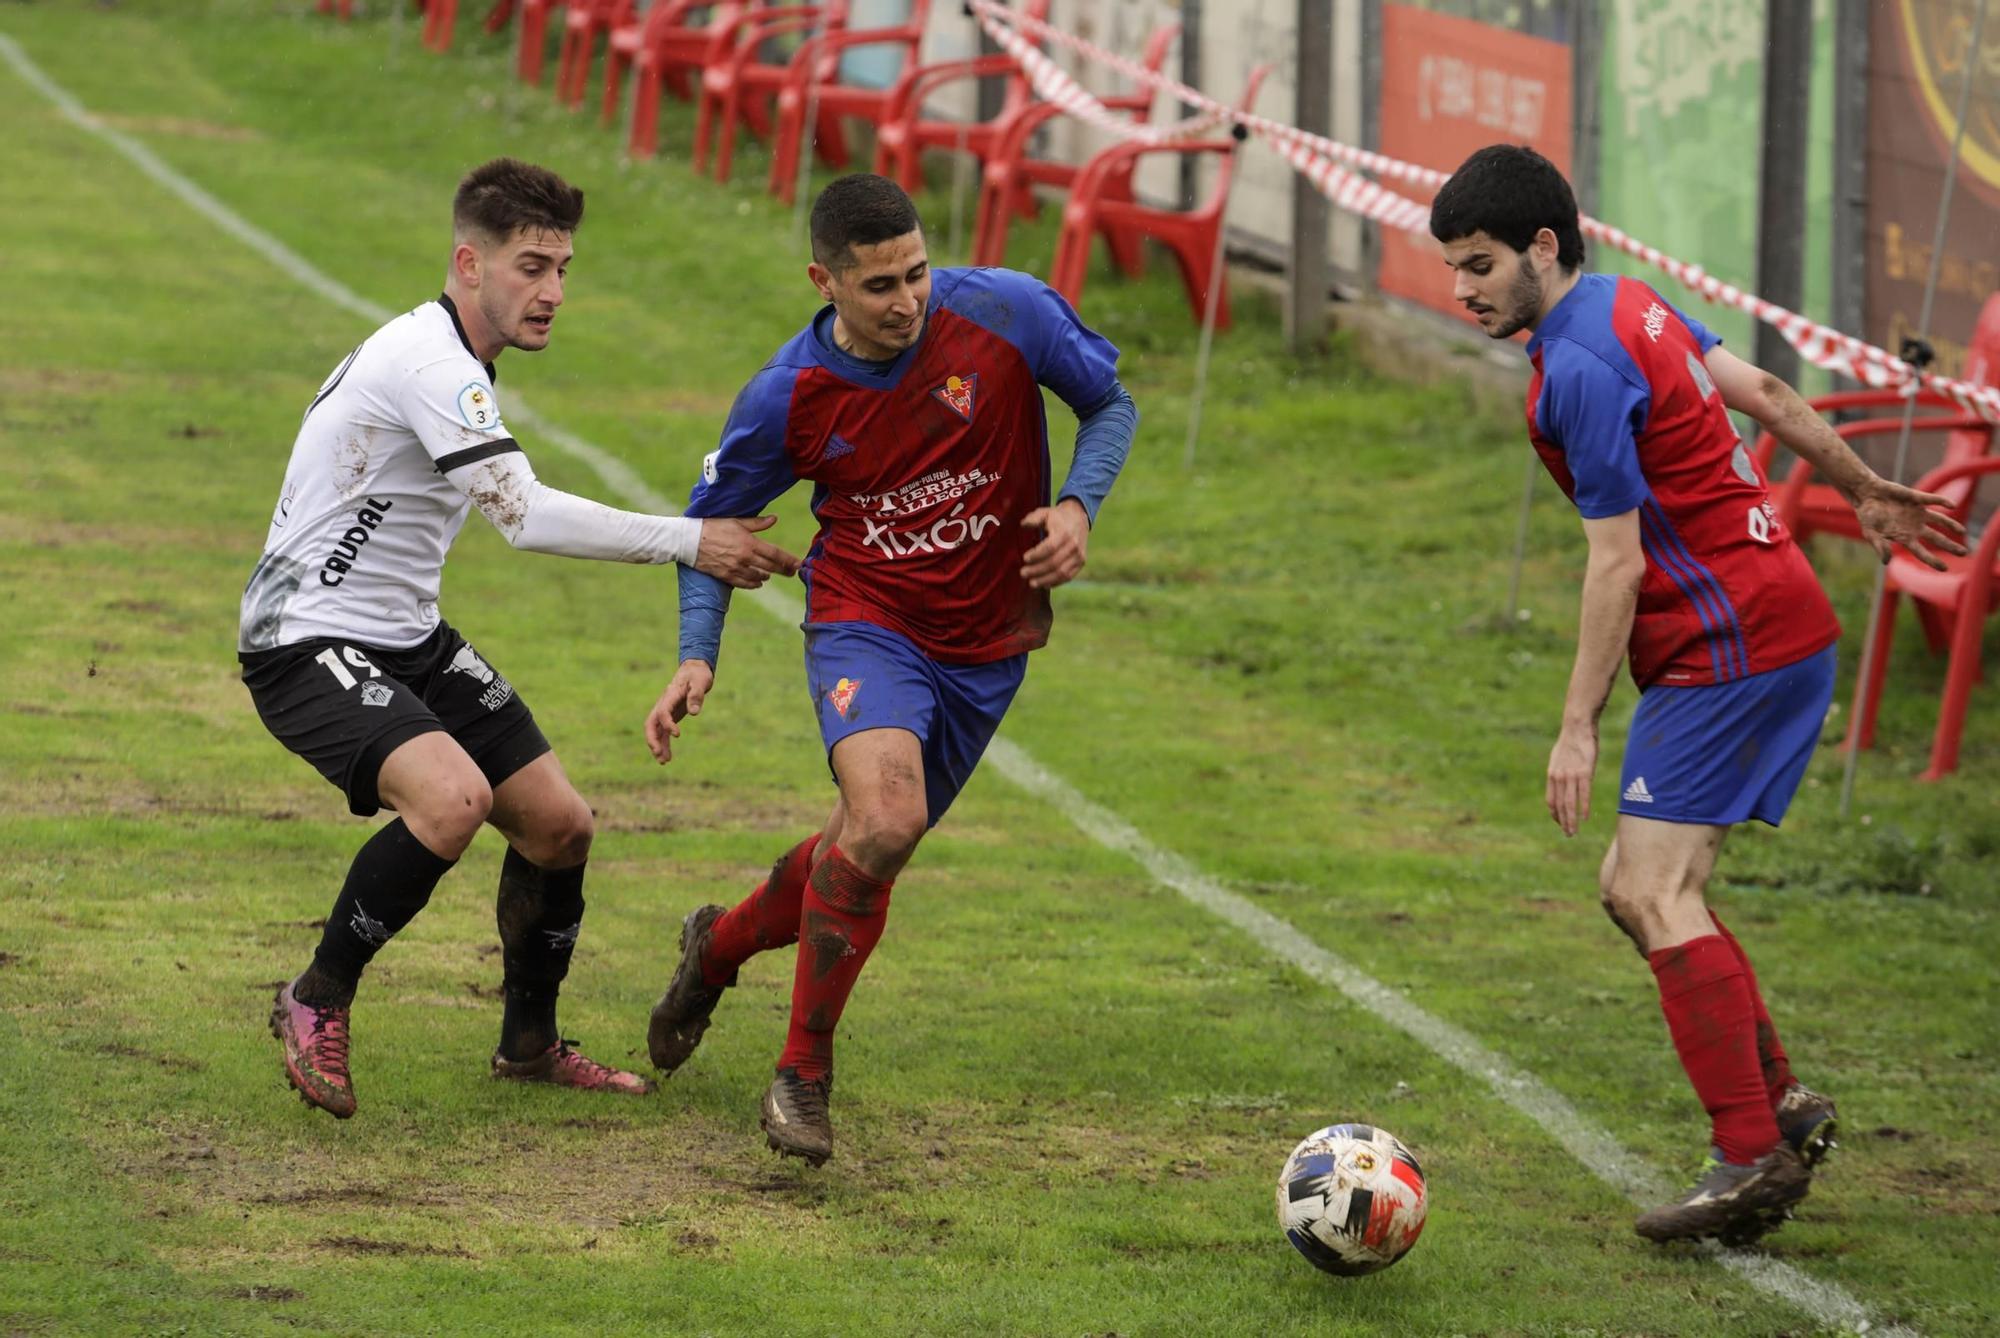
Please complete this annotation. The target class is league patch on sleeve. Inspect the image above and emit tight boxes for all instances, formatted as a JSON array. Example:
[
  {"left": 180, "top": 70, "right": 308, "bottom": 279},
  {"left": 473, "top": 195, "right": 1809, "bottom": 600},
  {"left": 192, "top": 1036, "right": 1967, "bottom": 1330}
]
[
  {"left": 457, "top": 381, "right": 500, "bottom": 432},
  {"left": 702, "top": 450, "right": 720, "bottom": 485}
]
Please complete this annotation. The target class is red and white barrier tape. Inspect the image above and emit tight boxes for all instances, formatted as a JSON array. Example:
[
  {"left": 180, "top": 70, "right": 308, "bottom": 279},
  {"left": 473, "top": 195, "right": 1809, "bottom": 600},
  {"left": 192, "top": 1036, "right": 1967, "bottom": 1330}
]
[
  {"left": 973, "top": 2, "right": 1226, "bottom": 145},
  {"left": 968, "top": 0, "right": 2000, "bottom": 422}
]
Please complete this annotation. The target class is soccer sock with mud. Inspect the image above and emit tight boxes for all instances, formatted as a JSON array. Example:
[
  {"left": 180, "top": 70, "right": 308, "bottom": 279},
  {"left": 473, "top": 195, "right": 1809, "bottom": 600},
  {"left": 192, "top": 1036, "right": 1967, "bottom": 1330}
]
[
  {"left": 778, "top": 844, "right": 892, "bottom": 1082},
  {"left": 1708, "top": 913, "right": 1795, "bottom": 1104},
  {"left": 1649, "top": 934, "right": 1783, "bottom": 1164},
  {"left": 296, "top": 818, "right": 456, "bottom": 1008},
  {"left": 703, "top": 832, "right": 821, "bottom": 987},
  {"left": 495, "top": 847, "right": 586, "bottom": 1061}
]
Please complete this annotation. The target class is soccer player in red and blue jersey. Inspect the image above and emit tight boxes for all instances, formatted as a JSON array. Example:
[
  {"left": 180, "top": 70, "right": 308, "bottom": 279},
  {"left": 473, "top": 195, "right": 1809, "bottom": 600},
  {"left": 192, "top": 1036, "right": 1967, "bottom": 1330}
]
[
  {"left": 1430, "top": 145, "right": 1966, "bottom": 1244},
  {"left": 639, "top": 175, "right": 1138, "bottom": 1165}
]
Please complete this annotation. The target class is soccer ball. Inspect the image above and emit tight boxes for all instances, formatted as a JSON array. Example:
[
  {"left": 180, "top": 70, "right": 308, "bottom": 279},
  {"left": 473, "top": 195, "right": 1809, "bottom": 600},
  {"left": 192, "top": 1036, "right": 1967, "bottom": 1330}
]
[{"left": 1276, "top": 1123, "right": 1428, "bottom": 1275}]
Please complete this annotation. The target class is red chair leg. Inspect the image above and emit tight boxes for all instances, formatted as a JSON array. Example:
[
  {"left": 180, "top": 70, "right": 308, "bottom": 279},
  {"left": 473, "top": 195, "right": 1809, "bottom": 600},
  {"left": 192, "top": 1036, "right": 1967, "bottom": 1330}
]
[
  {"left": 518, "top": 7, "right": 548, "bottom": 83},
  {"left": 1849, "top": 588, "right": 1900, "bottom": 752},
  {"left": 555, "top": 29, "right": 583, "bottom": 102},
  {"left": 1923, "top": 592, "right": 1987, "bottom": 780},
  {"left": 1051, "top": 203, "right": 1095, "bottom": 306},
  {"left": 815, "top": 108, "right": 851, "bottom": 168},
  {"left": 601, "top": 49, "right": 628, "bottom": 124},
  {"left": 484, "top": 0, "right": 516, "bottom": 34},
  {"left": 1104, "top": 223, "right": 1146, "bottom": 279},
  {"left": 423, "top": 0, "right": 455, "bottom": 50},
  {"left": 714, "top": 88, "right": 745, "bottom": 183},
  {"left": 1169, "top": 233, "right": 1231, "bottom": 330},
  {"left": 769, "top": 95, "right": 805, "bottom": 202},
  {"left": 742, "top": 90, "right": 773, "bottom": 139},
  {"left": 972, "top": 169, "right": 1007, "bottom": 267},
  {"left": 631, "top": 63, "right": 664, "bottom": 157},
  {"left": 692, "top": 85, "right": 719, "bottom": 172},
  {"left": 1915, "top": 601, "right": 1952, "bottom": 655}
]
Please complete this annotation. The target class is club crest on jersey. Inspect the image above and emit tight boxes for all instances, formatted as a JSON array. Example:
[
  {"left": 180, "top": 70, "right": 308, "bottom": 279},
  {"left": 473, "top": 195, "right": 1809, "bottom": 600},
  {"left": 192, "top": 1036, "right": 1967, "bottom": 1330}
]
[
  {"left": 932, "top": 373, "right": 977, "bottom": 422},
  {"left": 826, "top": 676, "right": 862, "bottom": 720},
  {"left": 457, "top": 382, "right": 499, "bottom": 431}
]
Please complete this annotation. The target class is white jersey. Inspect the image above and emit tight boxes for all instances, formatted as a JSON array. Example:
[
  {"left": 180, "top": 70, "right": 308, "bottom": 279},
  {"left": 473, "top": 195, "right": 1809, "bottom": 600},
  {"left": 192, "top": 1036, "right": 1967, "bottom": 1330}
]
[{"left": 240, "top": 298, "right": 515, "bottom": 651}]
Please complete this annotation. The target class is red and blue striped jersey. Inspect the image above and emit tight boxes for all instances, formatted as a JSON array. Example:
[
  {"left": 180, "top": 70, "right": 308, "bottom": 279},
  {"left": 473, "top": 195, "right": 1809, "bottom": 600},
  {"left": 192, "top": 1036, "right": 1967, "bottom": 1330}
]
[
  {"left": 689, "top": 268, "right": 1121, "bottom": 664},
  {"left": 1524, "top": 274, "right": 1839, "bottom": 688}
]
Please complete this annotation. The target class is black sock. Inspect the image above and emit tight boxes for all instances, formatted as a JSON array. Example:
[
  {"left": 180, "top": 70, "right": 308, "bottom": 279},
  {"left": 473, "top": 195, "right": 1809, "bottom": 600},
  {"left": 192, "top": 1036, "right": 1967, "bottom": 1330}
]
[
  {"left": 296, "top": 819, "right": 456, "bottom": 1007},
  {"left": 495, "top": 847, "right": 585, "bottom": 1061}
]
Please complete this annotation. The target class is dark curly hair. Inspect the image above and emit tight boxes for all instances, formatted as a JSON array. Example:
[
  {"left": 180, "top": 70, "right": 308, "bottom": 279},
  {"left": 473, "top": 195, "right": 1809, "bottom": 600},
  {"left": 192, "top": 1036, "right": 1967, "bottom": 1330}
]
[{"left": 453, "top": 158, "right": 585, "bottom": 242}]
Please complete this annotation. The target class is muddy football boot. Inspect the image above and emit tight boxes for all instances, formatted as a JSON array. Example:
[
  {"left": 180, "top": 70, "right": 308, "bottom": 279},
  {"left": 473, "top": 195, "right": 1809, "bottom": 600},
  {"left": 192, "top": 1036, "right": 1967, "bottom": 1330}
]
[
  {"left": 491, "top": 1039, "right": 655, "bottom": 1095},
  {"left": 761, "top": 1067, "right": 834, "bottom": 1167},
  {"left": 647, "top": 904, "right": 730, "bottom": 1074},
  {"left": 1775, "top": 1083, "right": 1840, "bottom": 1168},
  {"left": 269, "top": 981, "right": 357, "bottom": 1119},
  {"left": 1634, "top": 1143, "right": 1811, "bottom": 1246}
]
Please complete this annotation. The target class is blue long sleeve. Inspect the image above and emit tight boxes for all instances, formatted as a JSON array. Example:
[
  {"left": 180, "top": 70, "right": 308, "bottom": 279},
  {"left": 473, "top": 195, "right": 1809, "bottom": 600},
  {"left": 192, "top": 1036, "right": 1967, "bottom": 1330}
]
[
  {"left": 1057, "top": 381, "right": 1138, "bottom": 526},
  {"left": 678, "top": 565, "right": 732, "bottom": 667}
]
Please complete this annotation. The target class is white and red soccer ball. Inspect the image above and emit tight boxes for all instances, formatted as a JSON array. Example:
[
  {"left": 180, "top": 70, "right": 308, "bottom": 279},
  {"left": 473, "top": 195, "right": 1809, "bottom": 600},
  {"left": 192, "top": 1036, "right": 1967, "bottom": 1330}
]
[{"left": 1276, "top": 1123, "right": 1428, "bottom": 1275}]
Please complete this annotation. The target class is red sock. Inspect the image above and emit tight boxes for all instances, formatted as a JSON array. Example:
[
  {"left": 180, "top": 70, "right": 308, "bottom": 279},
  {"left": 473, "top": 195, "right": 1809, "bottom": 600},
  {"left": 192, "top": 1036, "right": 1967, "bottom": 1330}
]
[
  {"left": 777, "top": 844, "right": 892, "bottom": 1082},
  {"left": 1649, "top": 934, "right": 1782, "bottom": 1165},
  {"left": 1708, "top": 914, "right": 1795, "bottom": 1105},
  {"left": 702, "top": 833, "right": 820, "bottom": 988}
]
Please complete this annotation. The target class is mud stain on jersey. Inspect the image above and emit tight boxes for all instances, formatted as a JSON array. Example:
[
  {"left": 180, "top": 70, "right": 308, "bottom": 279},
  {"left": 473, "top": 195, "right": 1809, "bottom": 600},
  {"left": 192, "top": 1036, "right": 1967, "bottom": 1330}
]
[
  {"left": 466, "top": 460, "right": 527, "bottom": 531},
  {"left": 331, "top": 427, "right": 374, "bottom": 500}
]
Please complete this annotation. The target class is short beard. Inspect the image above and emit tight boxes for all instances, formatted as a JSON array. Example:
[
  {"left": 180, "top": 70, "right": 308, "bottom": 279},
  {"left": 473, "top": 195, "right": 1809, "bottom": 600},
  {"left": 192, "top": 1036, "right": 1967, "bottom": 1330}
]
[{"left": 1485, "top": 263, "right": 1544, "bottom": 340}]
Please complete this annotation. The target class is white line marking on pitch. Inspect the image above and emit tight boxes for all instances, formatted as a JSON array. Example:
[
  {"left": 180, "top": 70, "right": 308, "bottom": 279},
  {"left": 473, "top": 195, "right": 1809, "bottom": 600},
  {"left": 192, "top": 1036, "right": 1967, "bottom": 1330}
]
[{"left": 0, "top": 31, "right": 1909, "bottom": 1337}]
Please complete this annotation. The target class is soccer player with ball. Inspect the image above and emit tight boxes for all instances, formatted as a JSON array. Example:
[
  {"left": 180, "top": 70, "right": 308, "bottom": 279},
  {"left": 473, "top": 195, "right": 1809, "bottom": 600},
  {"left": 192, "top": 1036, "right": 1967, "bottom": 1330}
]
[
  {"left": 1428, "top": 145, "right": 1966, "bottom": 1244},
  {"left": 240, "top": 159, "right": 800, "bottom": 1118},
  {"left": 641, "top": 175, "right": 1139, "bottom": 1166}
]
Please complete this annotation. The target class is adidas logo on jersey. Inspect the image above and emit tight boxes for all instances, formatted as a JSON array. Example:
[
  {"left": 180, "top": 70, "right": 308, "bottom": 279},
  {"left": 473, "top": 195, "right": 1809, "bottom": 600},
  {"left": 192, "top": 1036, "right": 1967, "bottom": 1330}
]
[{"left": 1624, "top": 776, "right": 1655, "bottom": 804}]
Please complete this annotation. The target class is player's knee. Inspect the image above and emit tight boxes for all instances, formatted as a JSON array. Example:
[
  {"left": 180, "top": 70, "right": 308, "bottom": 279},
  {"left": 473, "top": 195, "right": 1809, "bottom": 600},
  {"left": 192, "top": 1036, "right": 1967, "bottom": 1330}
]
[
  {"left": 539, "top": 798, "right": 595, "bottom": 869},
  {"left": 844, "top": 798, "right": 925, "bottom": 873},
  {"left": 417, "top": 776, "right": 493, "bottom": 857}
]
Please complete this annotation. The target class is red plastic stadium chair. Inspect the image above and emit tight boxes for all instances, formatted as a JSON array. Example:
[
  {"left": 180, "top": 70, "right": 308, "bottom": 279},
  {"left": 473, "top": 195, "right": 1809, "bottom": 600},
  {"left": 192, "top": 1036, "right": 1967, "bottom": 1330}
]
[
  {"left": 763, "top": 0, "right": 937, "bottom": 205},
  {"left": 609, "top": 1, "right": 748, "bottom": 157},
  {"left": 1846, "top": 455, "right": 2000, "bottom": 780},
  {"left": 693, "top": 2, "right": 845, "bottom": 184},
  {"left": 555, "top": 0, "right": 634, "bottom": 107},
  {"left": 969, "top": 20, "right": 1180, "bottom": 269},
  {"left": 1752, "top": 293, "right": 2000, "bottom": 545},
  {"left": 1048, "top": 63, "right": 1271, "bottom": 330},
  {"left": 867, "top": 0, "right": 1050, "bottom": 197},
  {"left": 318, "top": 0, "right": 354, "bottom": 17}
]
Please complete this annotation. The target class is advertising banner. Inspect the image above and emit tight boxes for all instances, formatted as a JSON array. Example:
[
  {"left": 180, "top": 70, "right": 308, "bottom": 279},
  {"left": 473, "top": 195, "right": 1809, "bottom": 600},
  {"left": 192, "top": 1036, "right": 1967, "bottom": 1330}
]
[{"left": 1376, "top": 4, "right": 1573, "bottom": 323}]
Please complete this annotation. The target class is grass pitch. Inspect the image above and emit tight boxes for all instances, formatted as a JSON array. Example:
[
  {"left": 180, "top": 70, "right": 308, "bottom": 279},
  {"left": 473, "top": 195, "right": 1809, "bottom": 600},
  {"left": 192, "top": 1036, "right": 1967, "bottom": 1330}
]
[{"left": 1, "top": 4, "right": 1996, "bottom": 1335}]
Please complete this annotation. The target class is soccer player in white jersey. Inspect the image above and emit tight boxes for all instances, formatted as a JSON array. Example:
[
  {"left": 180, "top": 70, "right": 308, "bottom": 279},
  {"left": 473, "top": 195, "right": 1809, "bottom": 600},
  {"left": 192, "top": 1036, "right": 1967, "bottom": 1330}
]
[{"left": 240, "top": 158, "right": 799, "bottom": 1119}]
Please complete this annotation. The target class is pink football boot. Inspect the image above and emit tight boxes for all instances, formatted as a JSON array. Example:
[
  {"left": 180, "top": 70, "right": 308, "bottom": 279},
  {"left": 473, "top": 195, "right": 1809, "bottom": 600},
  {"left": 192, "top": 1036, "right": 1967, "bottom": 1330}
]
[{"left": 269, "top": 981, "right": 357, "bottom": 1119}]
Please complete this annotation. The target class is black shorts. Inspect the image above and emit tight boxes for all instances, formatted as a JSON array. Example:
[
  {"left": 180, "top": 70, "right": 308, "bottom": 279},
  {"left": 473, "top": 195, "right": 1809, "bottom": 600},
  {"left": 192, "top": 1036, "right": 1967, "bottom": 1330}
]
[{"left": 240, "top": 621, "right": 551, "bottom": 817}]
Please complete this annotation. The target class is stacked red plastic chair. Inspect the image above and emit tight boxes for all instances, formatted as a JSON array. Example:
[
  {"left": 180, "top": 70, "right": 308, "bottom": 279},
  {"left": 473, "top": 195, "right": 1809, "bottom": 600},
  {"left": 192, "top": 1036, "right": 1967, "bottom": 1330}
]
[
  {"left": 1047, "top": 63, "right": 1271, "bottom": 330},
  {"left": 969, "top": 20, "right": 1180, "bottom": 269}
]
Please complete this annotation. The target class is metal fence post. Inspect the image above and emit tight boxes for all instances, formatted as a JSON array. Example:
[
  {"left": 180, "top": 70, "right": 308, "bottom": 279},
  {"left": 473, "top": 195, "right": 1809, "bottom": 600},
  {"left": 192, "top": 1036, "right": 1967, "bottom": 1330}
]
[
  {"left": 1831, "top": 0, "right": 1871, "bottom": 347},
  {"left": 1288, "top": 0, "right": 1333, "bottom": 348},
  {"left": 1754, "top": 0, "right": 1813, "bottom": 383}
]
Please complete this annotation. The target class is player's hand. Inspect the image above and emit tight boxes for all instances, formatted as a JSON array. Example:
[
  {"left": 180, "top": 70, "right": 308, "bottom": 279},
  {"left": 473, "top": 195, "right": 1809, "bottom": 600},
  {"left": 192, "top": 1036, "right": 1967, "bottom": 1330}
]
[
  {"left": 1853, "top": 479, "right": 1969, "bottom": 571},
  {"left": 1546, "top": 721, "right": 1598, "bottom": 838},
  {"left": 644, "top": 660, "right": 715, "bottom": 764},
  {"left": 1020, "top": 498, "right": 1090, "bottom": 589},
  {"left": 694, "top": 516, "right": 801, "bottom": 589}
]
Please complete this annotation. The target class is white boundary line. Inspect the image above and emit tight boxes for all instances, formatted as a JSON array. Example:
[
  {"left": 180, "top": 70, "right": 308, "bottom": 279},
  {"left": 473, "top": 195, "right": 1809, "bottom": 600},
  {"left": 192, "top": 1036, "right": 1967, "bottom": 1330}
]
[{"left": 0, "top": 30, "right": 1909, "bottom": 1337}]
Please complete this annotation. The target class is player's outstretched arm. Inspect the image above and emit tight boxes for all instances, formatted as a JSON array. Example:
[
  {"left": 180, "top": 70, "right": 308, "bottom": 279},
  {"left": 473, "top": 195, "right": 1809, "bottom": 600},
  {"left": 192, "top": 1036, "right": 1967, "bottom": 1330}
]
[
  {"left": 445, "top": 450, "right": 801, "bottom": 586},
  {"left": 1703, "top": 346, "right": 1968, "bottom": 569},
  {"left": 645, "top": 659, "right": 715, "bottom": 764}
]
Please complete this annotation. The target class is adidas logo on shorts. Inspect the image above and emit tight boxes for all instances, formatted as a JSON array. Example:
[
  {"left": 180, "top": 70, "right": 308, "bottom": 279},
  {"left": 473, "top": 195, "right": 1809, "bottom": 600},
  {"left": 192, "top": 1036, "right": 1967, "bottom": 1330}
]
[{"left": 1624, "top": 776, "right": 1655, "bottom": 804}]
